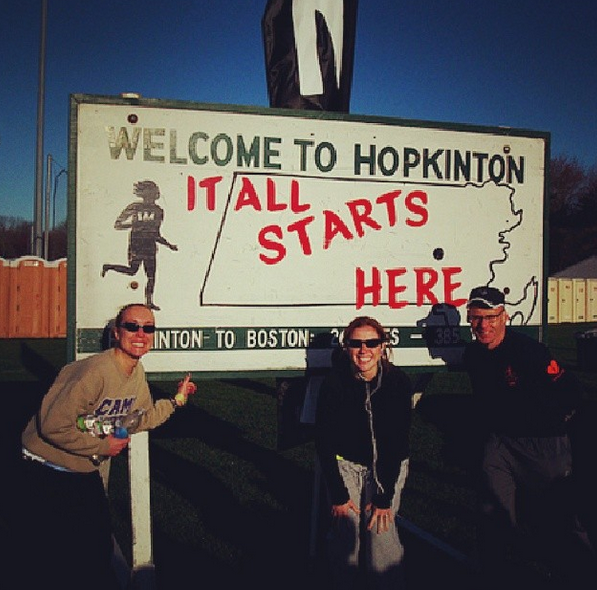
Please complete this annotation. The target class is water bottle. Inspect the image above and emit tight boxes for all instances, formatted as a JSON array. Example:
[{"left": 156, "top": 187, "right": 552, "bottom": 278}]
[
  {"left": 113, "top": 426, "right": 129, "bottom": 439},
  {"left": 115, "top": 409, "right": 146, "bottom": 435},
  {"left": 76, "top": 414, "right": 108, "bottom": 437},
  {"left": 77, "top": 408, "right": 145, "bottom": 438},
  {"left": 85, "top": 409, "right": 145, "bottom": 465}
]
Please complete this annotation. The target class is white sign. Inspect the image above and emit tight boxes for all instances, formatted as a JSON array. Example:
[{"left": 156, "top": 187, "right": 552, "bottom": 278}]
[{"left": 70, "top": 95, "right": 548, "bottom": 375}]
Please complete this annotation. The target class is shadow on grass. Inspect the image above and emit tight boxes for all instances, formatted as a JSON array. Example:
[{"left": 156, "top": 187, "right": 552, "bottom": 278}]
[
  {"left": 1, "top": 342, "right": 61, "bottom": 467},
  {"left": 18, "top": 340, "right": 62, "bottom": 387},
  {"left": 415, "top": 393, "right": 485, "bottom": 472},
  {"left": 149, "top": 440, "right": 316, "bottom": 589},
  {"left": 110, "top": 397, "right": 320, "bottom": 590}
]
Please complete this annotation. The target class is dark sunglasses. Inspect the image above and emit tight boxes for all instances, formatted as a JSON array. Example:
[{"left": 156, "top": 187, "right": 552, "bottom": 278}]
[
  {"left": 120, "top": 322, "right": 156, "bottom": 334},
  {"left": 346, "top": 338, "right": 383, "bottom": 349}
]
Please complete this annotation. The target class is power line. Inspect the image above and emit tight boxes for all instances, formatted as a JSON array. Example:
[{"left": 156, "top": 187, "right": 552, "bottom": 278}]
[
  {"left": 33, "top": 0, "right": 47, "bottom": 256},
  {"left": 52, "top": 165, "right": 66, "bottom": 230}
]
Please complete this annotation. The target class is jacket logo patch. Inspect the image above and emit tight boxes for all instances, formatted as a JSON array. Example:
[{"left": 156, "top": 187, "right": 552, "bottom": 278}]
[
  {"left": 546, "top": 359, "right": 565, "bottom": 381},
  {"left": 505, "top": 365, "right": 518, "bottom": 386}
]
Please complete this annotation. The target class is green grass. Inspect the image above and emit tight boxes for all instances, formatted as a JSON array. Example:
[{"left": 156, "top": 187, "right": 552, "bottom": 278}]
[{"left": 2, "top": 323, "right": 596, "bottom": 588}]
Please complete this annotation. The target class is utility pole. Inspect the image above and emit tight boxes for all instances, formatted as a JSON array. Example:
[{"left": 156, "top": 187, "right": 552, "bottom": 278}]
[
  {"left": 44, "top": 153, "right": 52, "bottom": 258},
  {"left": 34, "top": 0, "right": 47, "bottom": 257}
]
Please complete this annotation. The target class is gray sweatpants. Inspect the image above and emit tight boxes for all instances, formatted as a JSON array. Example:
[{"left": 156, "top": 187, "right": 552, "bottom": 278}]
[
  {"left": 326, "top": 458, "right": 409, "bottom": 590},
  {"left": 478, "top": 433, "right": 596, "bottom": 587}
]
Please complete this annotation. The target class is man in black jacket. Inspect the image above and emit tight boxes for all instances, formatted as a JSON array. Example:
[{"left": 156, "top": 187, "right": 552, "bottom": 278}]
[{"left": 463, "top": 286, "right": 596, "bottom": 588}]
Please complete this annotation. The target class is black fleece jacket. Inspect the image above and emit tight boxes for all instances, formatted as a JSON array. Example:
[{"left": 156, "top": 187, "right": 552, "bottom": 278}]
[
  {"left": 315, "top": 360, "right": 412, "bottom": 509},
  {"left": 463, "top": 329, "right": 584, "bottom": 437}
]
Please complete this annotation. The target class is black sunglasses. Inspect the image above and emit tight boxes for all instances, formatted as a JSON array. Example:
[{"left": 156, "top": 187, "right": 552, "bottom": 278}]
[
  {"left": 120, "top": 322, "right": 156, "bottom": 334},
  {"left": 346, "top": 338, "right": 383, "bottom": 349}
]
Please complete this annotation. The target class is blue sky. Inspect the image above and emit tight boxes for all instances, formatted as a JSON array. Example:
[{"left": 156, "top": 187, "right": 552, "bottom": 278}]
[{"left": 1, "top": 0, "right": 596, "bottom": 225}]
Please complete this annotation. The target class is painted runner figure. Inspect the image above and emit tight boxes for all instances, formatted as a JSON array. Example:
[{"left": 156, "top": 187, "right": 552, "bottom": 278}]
[
  {"left": 315, "top": 316, "right": 413, "bottom": 589},
  {"left": 102, "top": 180, "right": 178, "bottom": 311}
]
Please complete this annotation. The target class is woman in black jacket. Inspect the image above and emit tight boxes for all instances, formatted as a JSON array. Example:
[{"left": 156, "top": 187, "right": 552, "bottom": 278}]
[{"left": 315, "top": 316, "right": 413, "bottom": 589}]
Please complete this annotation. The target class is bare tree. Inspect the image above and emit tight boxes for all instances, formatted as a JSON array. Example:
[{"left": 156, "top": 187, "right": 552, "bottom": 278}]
[
  {"left": 549, "top": 156, "right": 597, "bottom": 273},
  {"left": 0, "top": 216, "right": 67, "bottom": 260},
  {"left": 0, "top": 217, "right": 32, "bottom": 259},
  {"left": 48, "top": 221, "right": 67, "bottom": 260},
  {"left": 549, "top": 155, "right": 587, "bottom": 221}
]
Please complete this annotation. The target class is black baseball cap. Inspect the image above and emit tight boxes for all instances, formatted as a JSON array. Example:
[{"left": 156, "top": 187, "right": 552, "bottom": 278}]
[{"left": 467, "top": 286, "right": 505, "bottom": 309}]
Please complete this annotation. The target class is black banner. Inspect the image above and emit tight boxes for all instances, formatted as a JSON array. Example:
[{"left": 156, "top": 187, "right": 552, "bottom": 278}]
[{"left": 262, "top": 0, "right": 358, "bottom": 112}]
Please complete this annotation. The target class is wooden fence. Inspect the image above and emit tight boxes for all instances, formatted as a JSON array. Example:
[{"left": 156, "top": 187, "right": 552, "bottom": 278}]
[
  {"left": 0, "top": 256, "right": 67, "bottom": 338},
  {"left": 0, "top": 258, "right": 595, "bottom": 338}
]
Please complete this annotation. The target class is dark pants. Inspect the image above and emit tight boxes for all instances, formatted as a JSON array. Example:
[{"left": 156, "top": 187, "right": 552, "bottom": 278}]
[
  {"left": 14, "top": 458, "right": 118, "bottom": 590},
  {"left": 478, "top": 433, "right": 597, "bottom": 588}
]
